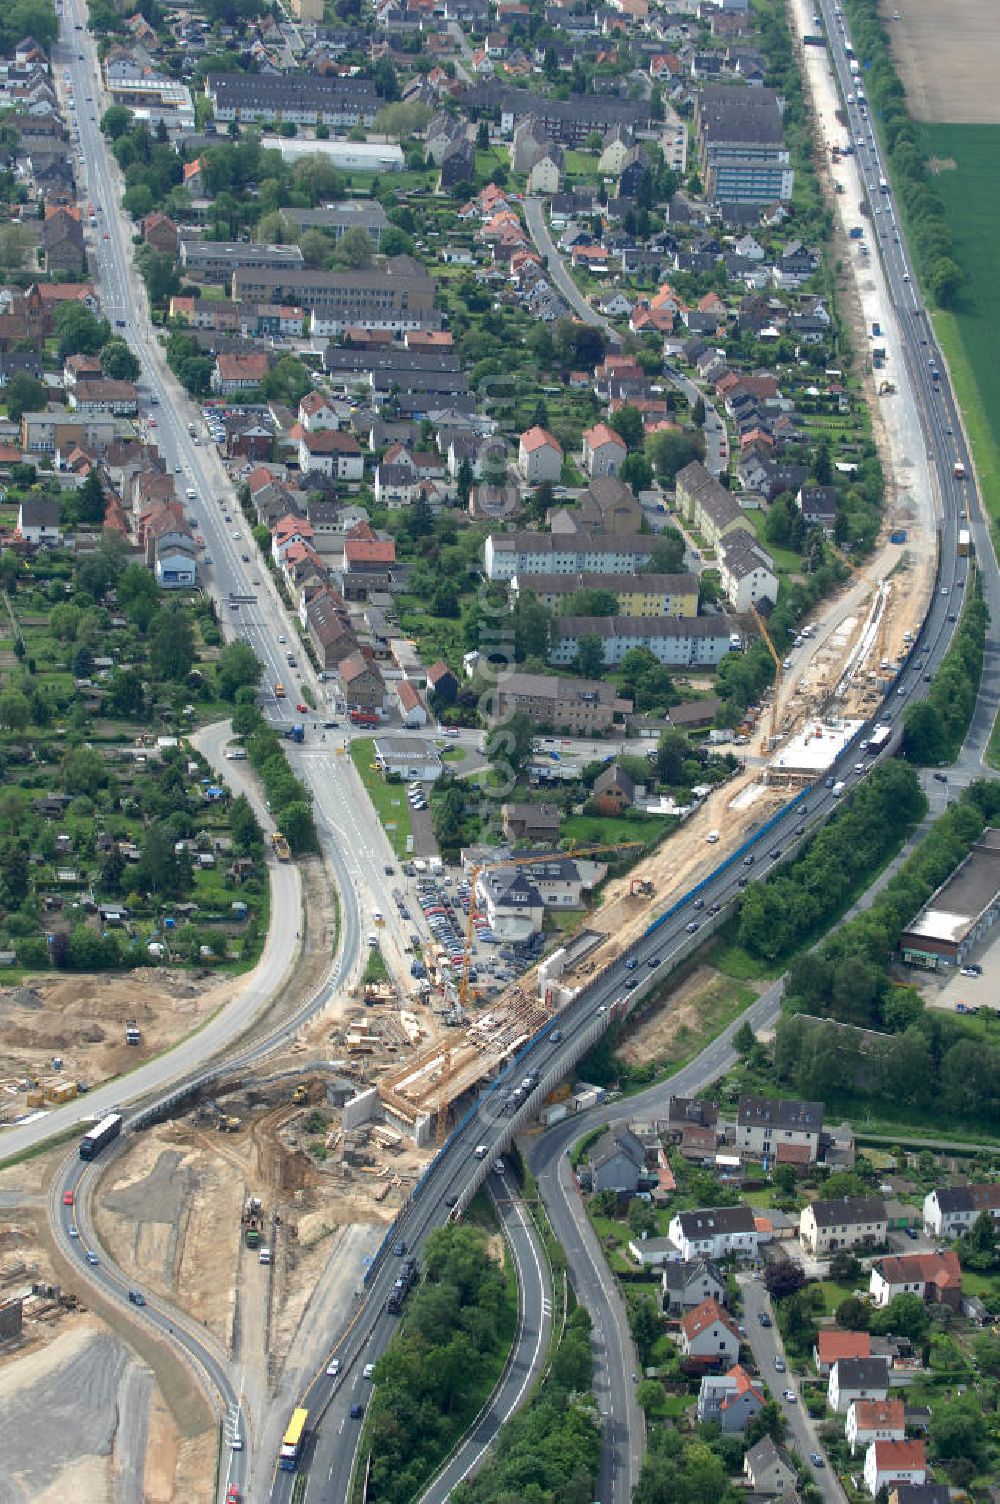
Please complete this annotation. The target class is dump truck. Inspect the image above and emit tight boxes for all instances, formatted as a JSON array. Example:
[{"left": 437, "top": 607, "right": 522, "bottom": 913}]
[
  {"left": 271, "top": 832, "right": 291, "bottom": 862},
  {"left": 124, "top": 1019, "right": 141, "bottom": 1046},
  {"left": 242, "top": 1196, "right": 263, "bottom": 1249}
]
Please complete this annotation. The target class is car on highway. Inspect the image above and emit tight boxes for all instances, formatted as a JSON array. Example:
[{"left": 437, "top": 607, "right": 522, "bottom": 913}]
[
  {"left": 783, "top": 1389, "right": 796, "bottom": 1403},
  {"left": 225, "top": 1489, "right": 241, "bottom": 1504},
  {"left": 62, "top": 1190, "right": 74, "bottom": 1206},
  {"left": 326, "top": 1358, "right": 341, "bottom": 1376},
  {"left": 128, "top": 1290, "right": 145, "bottom": 1306},
  {"left": 774, "top": 1356, "right": 786, "bottom": 1372},
  {"left": 809, "top": 1454, "right": 824, "bottom": 1469},
  {"left": 350, "top": 1403, "right": 365, "bottom": 1419},
  {"left": 960, "top": 965, "right": 982, "bottom": 977},
  {"left": 757, "top": 1312, "right": 772, "bottom": 1327},
  {"left": 295, "top": 702, "right": 307, "bottom": 713},
  {"left": 68, "top": 1225, "right": 79, "bottom": 1238},
  {"left": 86, "top": 1250, "right": 100, "bottom": 1265},
  {"left": 933, "top": 772, "right": 948, "bottom": 783}
]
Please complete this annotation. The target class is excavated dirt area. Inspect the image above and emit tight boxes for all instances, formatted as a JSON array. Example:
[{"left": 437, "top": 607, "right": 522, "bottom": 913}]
[
  {"left": 0, "top": 855, "right": 338, "bottom": 1123},
  {"left": 882, "top": 0, "right": 1000, "bottom": 124},
  {"left": 0, "top": 1148, "right": 215, "bottom": 1504},
  {"left": 613, "top": 964, "right": 756, "bottom": 1066}
]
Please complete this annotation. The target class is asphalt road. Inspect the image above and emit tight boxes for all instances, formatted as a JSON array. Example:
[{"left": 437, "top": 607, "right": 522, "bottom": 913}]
[
  {"left": 523, "top": 197, "right": 619, "bottom": 341},
  {"left": 740, "top": 1278, "right": 845, "bottom": 1504},
  {"left": 40, "top": 6, "right": 993, "bottom": 1502},
  {"left": 416, "top": 1170, "right": 552, "bottom": 1504}
]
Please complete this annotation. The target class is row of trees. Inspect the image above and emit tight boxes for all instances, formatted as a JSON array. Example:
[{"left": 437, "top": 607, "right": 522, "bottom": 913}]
[
  {"left": 843, "top": 0, "right": 964, "bottom": 305},
  {"left": 231, "top": 705, "right": 316, "bottom": 854},
  {"left": 902, "top": 576, "right": 987, "bottom": 764},
  {"left": 366, "top": 1224, "right": 516, "bottom": 1504},
  {"left": 452, "top": 1306, "right": 600, "bottom": 1504},
  {"left": 737, "top": 761, "right": 926, "bottom": 961}
]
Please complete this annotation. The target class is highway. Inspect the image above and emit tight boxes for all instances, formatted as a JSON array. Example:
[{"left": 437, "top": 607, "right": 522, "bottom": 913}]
[
  {"left": 284, "top": 7, "right": 986, "bottom": 1497},
  {"left": 26, "top": 5, "right": 991, "bottom": 1503}
]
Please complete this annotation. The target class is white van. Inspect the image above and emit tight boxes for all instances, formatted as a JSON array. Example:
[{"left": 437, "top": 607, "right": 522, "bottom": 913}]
[
  {"left": 474, "top": 1144, "right": 488, "bottom": 1159},
  {"left": 259, "top": 1247, "right": 271, "bottom": 1265},
  {"left": 706, "top": 830, "right": 720, "bottom": 844}
]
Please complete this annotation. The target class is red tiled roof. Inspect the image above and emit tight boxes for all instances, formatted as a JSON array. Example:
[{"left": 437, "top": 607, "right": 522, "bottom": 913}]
[
  {"left": 817, "top": 1331, "right": 870, "bottom": 1364},
  {"left": 681, "top": 1298, "right": 738, "bottom": 1343}
]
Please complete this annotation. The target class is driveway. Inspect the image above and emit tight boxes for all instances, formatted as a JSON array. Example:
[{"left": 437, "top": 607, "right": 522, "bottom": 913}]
[{"left": 740, "top": 1276, "right": 846, "bottom": 1504}]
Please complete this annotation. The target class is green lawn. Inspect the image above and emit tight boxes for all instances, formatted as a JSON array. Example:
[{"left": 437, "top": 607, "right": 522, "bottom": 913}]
[
  {"left": 349, "top": 738, "right": 413, "bottom": 858},
  {"left": 561, "top": 812, "right": 673, "bottom": 848}
]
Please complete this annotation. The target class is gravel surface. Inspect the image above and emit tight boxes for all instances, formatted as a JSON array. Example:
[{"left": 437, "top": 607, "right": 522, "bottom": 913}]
[{"left": 0, "top": 1325, "right": 135, "bottom": 1504}]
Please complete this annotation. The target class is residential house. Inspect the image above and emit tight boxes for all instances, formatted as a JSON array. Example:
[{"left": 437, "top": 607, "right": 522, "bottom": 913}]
[
  {"left": 16, "top": 496, "right": 61, "bottom": 545},
  {"left": 582, "top": 422, "right": 627, "bottom": 478},
  {"left": 518, "top": 424, "right": 563, "bottom": 483},
  {"left": 680, "top": 1298, "right": 741, "bottom": 1366},
  {"left": 43, "top": 205, "right": 84, "bottom": 275},
  {"left": 568, "top": 476, "right": 642, "bottom": 536},
  {"left": 697, "top": 1365, "right": 765, "bottom": 1432},
  {"left": 847, "top": 1398, "right": 906, "bottom": 1456},
  {"left": 888, "top": 1488, "right": 947, "bottom": 1504},
  {"left": 663, "top": 1096, "right": 719, "bottom": 1163},
  {"left": 426, "top": 659, "right": 458, "bottom": 704},
  {"left": 592, "top": 763, "right": 636, "bottom": 816},
  {"left": 484, "top": 529, "right": 655, "bottom": 582},
  {"left": 143, "top": 211, "right": 178, "bottom": 254},
  {"left": 212, "top": 353, "right": 269, "bottom": 395},
  {"left": 512, "top": 570, "right": 698, "bottom": 618},
  {"left": 526, "top": 142, "right": 564, "bottom": 196},
  {"left": 342, "top": 535, "right": 395, "bottom": 599},
  {"left": 339, "top": 651, "right": 386, "bottom": 714},
  {"left": 588, "top": 1124, "right": 648, "bottom": 1194},
  {"left": 796, "top": 484, "right": 838, "bottom": 534},
  {"left": 395, "top": 680, "right": 427, "bottom": 728},
  {"left": 828, "top": 1357, "right": 891, "bottom": 1415},
  {"left": 863, "top": 1440, "right": 926, "bottom": 1498},
  {"left": 743, "top": 1438, "right": 796, "bottom": 1495},
  {"left": 501, "top": 802, "right": 561, "bottom": 844},
  {"left": 478, "top": 868, "right": 545, "bottom": 941},
  {"left": 668, "top": 1205, "right": 759, "bottom": 1262},
  {"left": 718, "top": 533, "right": 779, "bottom": 614},
  {"left": 922, "top": 1183, "right": 1000, "bottom": 1238},
  {"left": 662, "top": 1256, "right": 725, "bottom": 1315},
  {"left": 69, "top": 380, "right": 139, "bottom": 416},
  {"left": 599, "top": 124, "right": 633, "bottom": 174},
  {"left": 676, "top": 460, "right": 754, "bottom": 551},
  {"left": 304, "top": 587, "right": 357, "bottom": 670},
  {"left": 441, "top": 136, "right": 476, "bottom": 190},
  {"left": 800, "top": 1197, "right": 887, "bottom": 1256},
  {"left": 869, "top": 1251, "right": 963, "bottom": 1311},
  {"left": 737, "top": 1096, "right": 823, "bottom": 1165},
  {"left": 814, "top": 1330, "right": 871, "bottom": 1374},
  {"left": 272, "top": 513, "right": 315, "bottom": 566},
  {"left": 299, "top": 429, "right": 364, "bottom": 480},
  {"left": 299, "top": 390, "right": 340, "bottom": 431},
  {"left": 488, "top": 671, "right": 629, "bottom": 734},
  {"left": 204, "top": 72, "right": 378, "bottom": 129},
  {"left": 548, "top": 614, "right": 736, "bottom": 669},
  {"left": 695, "top": 84, "right": 794, "bottom": 206}
]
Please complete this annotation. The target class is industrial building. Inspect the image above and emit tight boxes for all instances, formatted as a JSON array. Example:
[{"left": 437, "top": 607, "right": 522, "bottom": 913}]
[{"left": 899, "top": 829, "right": 1000, "bottom": 970}]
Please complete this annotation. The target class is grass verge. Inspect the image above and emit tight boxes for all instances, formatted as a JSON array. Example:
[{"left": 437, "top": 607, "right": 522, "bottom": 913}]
[{"left": 349, "top": 738, "right": 413, "bottom": 858}]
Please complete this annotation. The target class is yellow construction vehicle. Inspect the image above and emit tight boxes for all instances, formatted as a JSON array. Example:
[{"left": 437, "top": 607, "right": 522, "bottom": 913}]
[
  {"left": 750, "top": 602, "right": 782, "bottom": 748},
  {"left": 292, "top": 1084, "right": 307, "bottom": 1104}
]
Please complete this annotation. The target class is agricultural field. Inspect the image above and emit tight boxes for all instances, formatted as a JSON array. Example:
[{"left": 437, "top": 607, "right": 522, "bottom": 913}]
[{"left": 920, "top": 124, "right": 1000, "bottom": 528}]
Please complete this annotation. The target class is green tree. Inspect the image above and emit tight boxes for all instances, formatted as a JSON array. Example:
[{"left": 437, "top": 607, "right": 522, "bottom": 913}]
[
  {"left": 486, "top": 711, "right": 534, "bottom": 788},
  {"left": 280, "top": 801, "right": 315, "bottom": 853},
  {"left": 76, "top": 471, "right": 105, "bottom": 526},
  {"left": 647, "top": 530, "right": 686, "bottom": 573},
  {"left": 0, "top": 685, "right": 30, "bottom": 731},
  {"left": 100, "top": 339, "right": 141, "bottom": 382},
  {"left": 835, "top": 1295, "right": 870, "bottom": 1330},
  {"left": 334, "top": 224, "right": 374, "bottom": 268},
  {"left": 575, "top": 633, "right": 605, "bottom": 678},
  {"left": 609, "top": 404, "right": 644, "bottom": 451},
  {"left": 101, "top": 104, "right": 134, "bottom": 139},
  {"left": 646, "top": 429, "right": 702, "bottom": 485},
  {"left": 117, "top": 564, "right": 160, "bottom": 630},
  {"left": 4, "top": 371, "right": 47, "bottom": 421},
  {"left": 54, "top": 302, "right": 109, "bottom": 359},
  {"left": 150, "top": 607, "right": 195, "bottom": 681},
  {"left": 61, "top": 745, "right": 108, "bottom": 796},
  {"left": 217, "top": 641, "right": 262, "bottom": 701}
]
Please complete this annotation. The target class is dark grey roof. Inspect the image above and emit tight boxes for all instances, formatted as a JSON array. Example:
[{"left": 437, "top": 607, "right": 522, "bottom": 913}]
[
  {"left": 809, "top": 1196, "right": 886, "bottom": 1228},
  {"left": 831, "top": 1356, "right": 891, "bottom": 1388},
  {"left": 698, "top": 84, "right": 785, "bottom": 147},
  {"left": 737, "top": 1096, "right": 823, "bottom": 1132}
]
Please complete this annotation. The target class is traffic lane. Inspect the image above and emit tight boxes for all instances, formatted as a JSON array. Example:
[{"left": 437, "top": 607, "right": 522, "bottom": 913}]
[
  {"left": 528, "top": 1138, "right": 642, "bottom": 1504},
  {"left": 740, "top": 1279, "right": 844, "bottom": 1504},
  {"left": 418, "top": 1172, "right": 551, "bottom": 1503}
]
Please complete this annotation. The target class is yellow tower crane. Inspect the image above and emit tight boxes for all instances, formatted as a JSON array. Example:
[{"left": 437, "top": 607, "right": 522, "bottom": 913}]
[{"left": 750, "top": 602, "right": 783, "bottom": 749}]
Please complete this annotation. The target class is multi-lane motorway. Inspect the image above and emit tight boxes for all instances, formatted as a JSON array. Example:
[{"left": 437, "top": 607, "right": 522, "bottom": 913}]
[{"left": 15, "top": 2, "right": 993, "bottom": 1501}]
